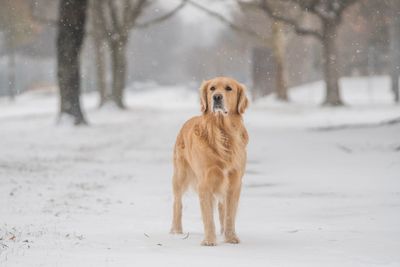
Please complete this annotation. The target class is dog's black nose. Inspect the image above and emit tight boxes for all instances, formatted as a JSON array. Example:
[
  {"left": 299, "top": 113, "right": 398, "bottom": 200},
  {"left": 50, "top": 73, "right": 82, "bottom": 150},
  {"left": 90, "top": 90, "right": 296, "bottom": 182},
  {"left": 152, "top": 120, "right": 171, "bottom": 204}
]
[{"left": 213, "top": 94, "right": 223, "bottom": 102}]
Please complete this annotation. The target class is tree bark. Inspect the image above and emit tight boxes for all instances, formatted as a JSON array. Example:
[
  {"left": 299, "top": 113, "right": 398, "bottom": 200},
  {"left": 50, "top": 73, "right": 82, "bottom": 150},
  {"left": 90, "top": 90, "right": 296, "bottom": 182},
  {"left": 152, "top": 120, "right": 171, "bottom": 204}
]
[
  {"left": 271, "top": 21, "right": 288, "bottom": 101},
  {"left": 110, "top": 39, "right": 127, "bottom": 109},
  {"left": 322, "top": 22, "right": 343, "bottom": 106},
  {"left": 95, "top": 41, "right": 108, "bottom": 107},
  {"left": 90, "top": 0, "right": 109, "bottom": 107},
  {"left": 57, "top": 0, "right": 88, "bottom": 125},
  {"left": 389, "top": 0, "right": 400, "bottom": 103},
  {"left": 7, "top": 40, "right": 16, "bottom": 101}
]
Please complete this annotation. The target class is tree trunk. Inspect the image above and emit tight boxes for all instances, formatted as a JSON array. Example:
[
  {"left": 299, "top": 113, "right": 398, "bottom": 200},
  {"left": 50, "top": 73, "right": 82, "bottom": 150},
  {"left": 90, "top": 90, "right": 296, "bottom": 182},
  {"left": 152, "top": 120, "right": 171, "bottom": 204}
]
[
  {"left": 90, "top": 0, "right": 109, "bottom": 107},
  {"left": 95, "top": 41, "right": 108, "bottom": 107},
  {"left": 391, "top": 68, "right": 400, "bottom": 103},
  {"left": 57, "top": 0, "right": 88, "bottom": 125},
  {"left": 322, "top": 22, "right": 343, "bottom": 106},
  {"left": 389, "top": 0, "right": 400, "bottom": 103},
  {"left": 251, "top": 47, "right": 275, "bottom": 100},
  {"left": 110, "top": 39, "right": 127, "bottom": 109},
  {"left": 271, "top": 21, "right": 288, "bottom": 101},
  {"left": 7, "top": 41, "right": 16, "bottom": 101}
]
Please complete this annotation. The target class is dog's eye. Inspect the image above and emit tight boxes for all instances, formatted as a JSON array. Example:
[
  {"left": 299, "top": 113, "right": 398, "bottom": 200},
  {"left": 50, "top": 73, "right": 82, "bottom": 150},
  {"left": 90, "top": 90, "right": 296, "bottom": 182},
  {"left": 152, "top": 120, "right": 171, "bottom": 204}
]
[
  {"left": 210, "top": 87, "right": 216, "bottom": 91},
  {"left": 226, "top": 86, "right": 232, "bottom": 91}
]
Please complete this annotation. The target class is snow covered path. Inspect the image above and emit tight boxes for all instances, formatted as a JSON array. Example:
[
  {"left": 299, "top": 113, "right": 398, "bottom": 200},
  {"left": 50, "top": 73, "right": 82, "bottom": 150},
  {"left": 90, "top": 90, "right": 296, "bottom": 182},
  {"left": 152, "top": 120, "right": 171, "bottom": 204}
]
[{"left": 1, "top": 85, "right": 400, "bottom": 266}]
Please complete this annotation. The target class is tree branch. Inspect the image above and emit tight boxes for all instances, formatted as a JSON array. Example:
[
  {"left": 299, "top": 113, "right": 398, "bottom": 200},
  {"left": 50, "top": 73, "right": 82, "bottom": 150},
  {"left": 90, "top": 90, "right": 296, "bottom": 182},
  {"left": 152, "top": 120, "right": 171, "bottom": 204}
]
[
  {"left": 123, "top": 0, "right": 134, "bottom": 27},
  {"left": 128, "top": 0, "right": 148, "bottom": 29},
  {"left": 135, "top": 0, "right": 187, "bottom": 28},
  {"left": 107, "top": 0, "right": 123, "bottom": 33},
  {"left": 97, "top": 0, "right": 115, "bottom": 42},
  {"left": 300, "top": 0, "right": 359, "bottom": 22},
  {"left": 187, "top": 0, "right": 270, "bottom": 43},
  {"left": 336, "top": 0, "right": 358, "bottom": 17},
  {"left": 29, "top": 1, "right": 57, "bottom": 27},
  {"left": 260, "top": 0, "right": 323, "bottom": 40},
  {"left": 89, "top": 0, "right": 107, "bottom": 40},
  {"left": 292, "top": 0, "right": 325, "bottom": 19}
]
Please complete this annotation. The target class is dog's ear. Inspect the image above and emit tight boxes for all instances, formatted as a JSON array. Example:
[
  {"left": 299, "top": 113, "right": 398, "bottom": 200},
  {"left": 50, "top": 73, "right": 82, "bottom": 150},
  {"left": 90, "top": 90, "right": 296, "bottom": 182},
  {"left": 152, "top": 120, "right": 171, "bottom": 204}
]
[
  {"left": 237, "top": 83, "right": 249, "bottom": 115},
  {"left": 199, "top": 80, "right": 210, "bottom": 114}
]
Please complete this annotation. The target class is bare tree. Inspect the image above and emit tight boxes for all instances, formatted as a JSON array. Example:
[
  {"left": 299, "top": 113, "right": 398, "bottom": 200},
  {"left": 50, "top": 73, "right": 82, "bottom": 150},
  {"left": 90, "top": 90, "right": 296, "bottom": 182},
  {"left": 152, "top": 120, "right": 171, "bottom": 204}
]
[
  {"left": 1, "top": 1, "right": 39, "bottom": 100},
  {"left": 388, "top": 0, "right": 400, "bottom": 103},
  {"left": 57, "top": 0, "right": 88, "bottom": 125},
  {"left": 89, "top": 0, "right": 108, "bottom": 107},
  {"left": 187, "top": 0, "right": 289, "bottom": 101},
  {"left": 237, "top": 1, "right": 293, "bottom": 100},
  {"left": 270, "top": 21, "right": 288, "bottom": 100},
  {"left": 259, "top": 0, "right": 358, "bottom": 106},
  {"left": 5, "top": 39, "right": 16, "bottom": 101},
  {"left": 93, "top": 0, "right": 186, "bottom": 108}
]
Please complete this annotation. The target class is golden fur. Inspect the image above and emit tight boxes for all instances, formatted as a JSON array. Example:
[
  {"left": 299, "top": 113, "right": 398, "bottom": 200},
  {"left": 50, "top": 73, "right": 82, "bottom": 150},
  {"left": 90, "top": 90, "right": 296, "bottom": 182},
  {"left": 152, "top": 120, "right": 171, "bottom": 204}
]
[{"left": 170, "top": 77, "right": 249, "bottom": 246}]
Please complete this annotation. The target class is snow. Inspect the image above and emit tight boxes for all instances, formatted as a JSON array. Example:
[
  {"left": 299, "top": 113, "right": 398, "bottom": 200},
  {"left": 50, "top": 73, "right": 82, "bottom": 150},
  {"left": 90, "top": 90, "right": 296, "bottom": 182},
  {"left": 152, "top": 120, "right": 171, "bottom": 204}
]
[{"left": 0, "top": 76, "right": 399, "bottom": 266}]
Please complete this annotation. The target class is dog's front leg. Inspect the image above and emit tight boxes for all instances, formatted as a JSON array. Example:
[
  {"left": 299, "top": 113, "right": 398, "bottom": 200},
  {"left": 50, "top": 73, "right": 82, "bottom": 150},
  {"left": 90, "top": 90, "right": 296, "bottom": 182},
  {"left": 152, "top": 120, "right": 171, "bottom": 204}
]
[
  {"left": 224, "top": 171, "right": 241, "bottom": 244},
  {"left": 199, "top": 189, "right": 216, "bottom": 246},
  {"left": 218, "top": 201, "right": 225, "bottom": 235},
  {"left": 199, "top": 168, "right": 222, "bottom": 246}
]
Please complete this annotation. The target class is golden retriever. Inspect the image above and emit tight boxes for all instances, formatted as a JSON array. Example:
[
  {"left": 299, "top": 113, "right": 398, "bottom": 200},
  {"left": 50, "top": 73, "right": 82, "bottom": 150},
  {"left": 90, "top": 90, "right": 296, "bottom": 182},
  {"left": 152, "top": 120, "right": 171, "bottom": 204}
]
[{"left": 170, "top": 77, "right": 249, "bottom": 246}]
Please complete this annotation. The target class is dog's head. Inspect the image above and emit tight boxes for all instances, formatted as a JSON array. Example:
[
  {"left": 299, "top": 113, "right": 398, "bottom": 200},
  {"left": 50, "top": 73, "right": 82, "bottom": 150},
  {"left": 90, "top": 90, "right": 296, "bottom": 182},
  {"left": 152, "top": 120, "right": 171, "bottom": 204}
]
[{"left": 199, "top": 77, "right": 249, "bottom": 116}]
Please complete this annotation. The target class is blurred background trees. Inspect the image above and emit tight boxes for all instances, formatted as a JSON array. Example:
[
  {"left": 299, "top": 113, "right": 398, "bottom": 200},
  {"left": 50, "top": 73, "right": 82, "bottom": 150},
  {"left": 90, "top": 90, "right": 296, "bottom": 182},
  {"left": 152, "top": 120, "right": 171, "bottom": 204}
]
[
  {"left": 90, "top": 0, "right": 186, "bottom": 108},
  {"left": 388, "top": 0, "right": 400, "bottom": 102},
  {"left": 252, "top": 0, "right": 359, "bottom": 106},
  {"left": 0, "top": 0, "right": 399, "bottom": 124},
  {"left": 0, "top": 0, "right": 39, "bottom": 100},
  {"left": 186, "top": 0, "right": 290, "bottom": 101}
]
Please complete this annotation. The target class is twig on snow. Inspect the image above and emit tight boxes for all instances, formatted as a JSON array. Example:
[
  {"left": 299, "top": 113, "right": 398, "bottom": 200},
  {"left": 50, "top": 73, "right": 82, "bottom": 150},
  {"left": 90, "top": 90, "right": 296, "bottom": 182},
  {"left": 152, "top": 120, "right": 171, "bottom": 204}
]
[
  {"left": 336, "top": 144, "right": 352, "bottom": 153},
  {"left": 182, "top": 232, "right": 190, "bottom": 239}
]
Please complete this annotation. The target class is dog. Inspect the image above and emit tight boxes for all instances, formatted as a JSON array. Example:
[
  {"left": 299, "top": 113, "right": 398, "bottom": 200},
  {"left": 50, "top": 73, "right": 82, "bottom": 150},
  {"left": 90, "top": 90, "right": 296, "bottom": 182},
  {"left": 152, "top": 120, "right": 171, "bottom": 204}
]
[{"left": 170, "top": 77, "right": 249, "bottom": 246}]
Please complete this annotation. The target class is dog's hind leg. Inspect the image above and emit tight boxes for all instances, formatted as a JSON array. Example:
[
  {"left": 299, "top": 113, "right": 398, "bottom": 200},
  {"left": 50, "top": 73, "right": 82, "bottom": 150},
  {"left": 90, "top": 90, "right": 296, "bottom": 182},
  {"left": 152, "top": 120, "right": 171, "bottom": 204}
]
[{"left": 170, "top": 163, "right": 188, "bottom": 234}]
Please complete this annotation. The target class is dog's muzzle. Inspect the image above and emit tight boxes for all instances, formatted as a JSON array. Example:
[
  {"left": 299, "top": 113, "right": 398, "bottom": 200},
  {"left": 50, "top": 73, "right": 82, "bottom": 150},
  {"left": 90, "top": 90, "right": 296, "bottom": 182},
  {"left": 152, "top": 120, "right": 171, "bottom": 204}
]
[{"left": 212, "top": 94, "right": 227, "bottom": 114}]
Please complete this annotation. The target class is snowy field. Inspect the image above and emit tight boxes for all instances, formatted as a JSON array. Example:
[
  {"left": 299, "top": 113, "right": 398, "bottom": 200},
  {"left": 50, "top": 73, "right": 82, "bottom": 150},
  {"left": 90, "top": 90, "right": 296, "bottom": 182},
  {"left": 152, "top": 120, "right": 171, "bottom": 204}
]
[{"left": 0, "top": 76, "right": 399, "bottom": 266}]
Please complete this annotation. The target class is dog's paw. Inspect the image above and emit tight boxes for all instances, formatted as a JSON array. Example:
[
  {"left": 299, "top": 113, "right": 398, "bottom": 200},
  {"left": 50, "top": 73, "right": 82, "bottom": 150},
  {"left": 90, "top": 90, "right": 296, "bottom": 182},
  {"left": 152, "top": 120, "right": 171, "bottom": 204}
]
[
  {"left": 225, "top": 235, "right": 240, "bottom": 244},
  {"left": 170, "top": 228, "right": 183, "bottom": 234},
  {"left": 201, "top": 239, "right": 217, "bottom": 246}
]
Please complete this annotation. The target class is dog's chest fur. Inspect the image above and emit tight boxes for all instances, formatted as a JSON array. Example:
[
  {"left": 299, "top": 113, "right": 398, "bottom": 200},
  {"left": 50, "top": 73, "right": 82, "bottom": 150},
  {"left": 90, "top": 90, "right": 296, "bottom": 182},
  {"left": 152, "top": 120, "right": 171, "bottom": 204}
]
[{"left": 198, "top": 115, "right": 246, "bottom": 168}]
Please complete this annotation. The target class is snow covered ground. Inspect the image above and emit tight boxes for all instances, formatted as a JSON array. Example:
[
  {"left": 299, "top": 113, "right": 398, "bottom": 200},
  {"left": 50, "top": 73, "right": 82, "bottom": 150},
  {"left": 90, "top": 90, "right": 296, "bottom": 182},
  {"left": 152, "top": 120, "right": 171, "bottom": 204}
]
[{"left": 0, "top": 76, "right": 399, "bottom": 266}]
